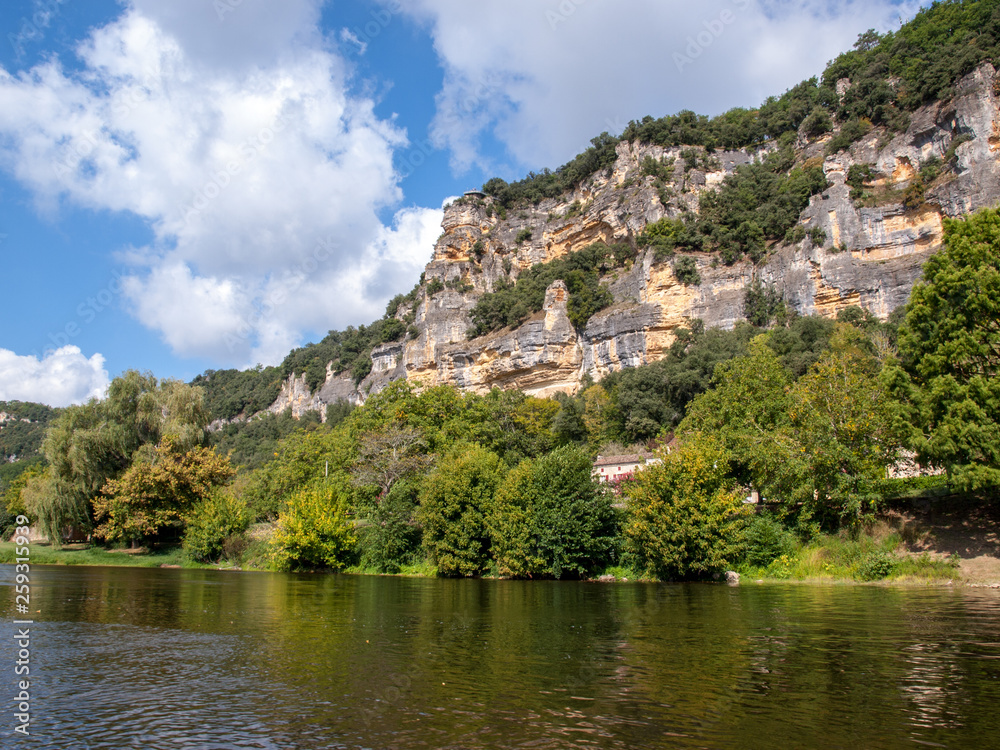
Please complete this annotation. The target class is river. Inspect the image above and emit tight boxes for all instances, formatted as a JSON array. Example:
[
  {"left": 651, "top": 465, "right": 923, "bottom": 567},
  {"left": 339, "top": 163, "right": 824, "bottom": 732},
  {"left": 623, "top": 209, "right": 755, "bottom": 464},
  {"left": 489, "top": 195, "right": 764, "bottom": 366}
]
[{"left": 2, "top": 565, "right": 999, "bottom": 749}]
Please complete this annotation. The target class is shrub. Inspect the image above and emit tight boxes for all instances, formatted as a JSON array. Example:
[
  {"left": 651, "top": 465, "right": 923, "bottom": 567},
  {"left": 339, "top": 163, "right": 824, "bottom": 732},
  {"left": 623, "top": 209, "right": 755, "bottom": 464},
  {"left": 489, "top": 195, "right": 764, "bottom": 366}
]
[
  {"left": 855, "top": 550, "right": 898, "bottom": 581},
  {"left": 515, "top": 228, "right": 533, "bottom": 244},
  {"left": 673, "top": 256, "right": 701, "bottom": 286},
  {"left": 623, "top": 434, "right": 751, "bottom": 580},
  {"left": 182, "top": 490, "right": 251, "bottom": 562},
  {"left": 741, "top": 513, "right": 797, "bottom": 568},
  {"left": 488, "top": 445, "right": 617, "bottom": 579},
  {"left": 271, "top": 484, "right": 357, "bottom": 571},
  {"left": 426, "top": 278, "right": 445, "bottom": 296}
]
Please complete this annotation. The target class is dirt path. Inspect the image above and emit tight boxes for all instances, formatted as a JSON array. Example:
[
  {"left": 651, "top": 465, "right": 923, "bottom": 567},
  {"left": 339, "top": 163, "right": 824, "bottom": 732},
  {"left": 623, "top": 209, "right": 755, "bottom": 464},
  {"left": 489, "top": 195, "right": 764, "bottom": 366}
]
[{"left": 891, "top": 498, "right": 1000, "bottom": 585}]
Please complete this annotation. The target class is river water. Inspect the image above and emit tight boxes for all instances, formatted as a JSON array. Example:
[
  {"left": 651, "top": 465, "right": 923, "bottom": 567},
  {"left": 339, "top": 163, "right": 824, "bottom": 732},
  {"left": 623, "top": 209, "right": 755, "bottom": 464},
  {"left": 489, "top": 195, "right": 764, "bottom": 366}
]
[{"left": 1, "top": 565, "right": 999, "bottom": 749}]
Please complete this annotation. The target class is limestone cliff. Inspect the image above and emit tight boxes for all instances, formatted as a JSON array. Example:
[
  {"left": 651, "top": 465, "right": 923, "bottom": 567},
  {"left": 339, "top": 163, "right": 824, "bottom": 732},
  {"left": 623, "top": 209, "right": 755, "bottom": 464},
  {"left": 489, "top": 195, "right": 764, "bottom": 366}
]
[{"left": 279, "top": 63, "right": 1000, "bottom": 412}]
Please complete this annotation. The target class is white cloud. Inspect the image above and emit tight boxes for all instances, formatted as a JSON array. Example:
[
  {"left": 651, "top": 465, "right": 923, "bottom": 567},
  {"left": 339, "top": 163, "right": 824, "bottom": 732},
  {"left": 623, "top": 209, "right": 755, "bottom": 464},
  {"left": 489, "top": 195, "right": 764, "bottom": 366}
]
[
  {"left": 0, "top": 1, "right": 432, "bottom": 367},
  {"left": 0, "top": 347, "right": 109, "bottom": 408},
  {"left": 397, "top": 0, "right": 926, "bottom": 173}
]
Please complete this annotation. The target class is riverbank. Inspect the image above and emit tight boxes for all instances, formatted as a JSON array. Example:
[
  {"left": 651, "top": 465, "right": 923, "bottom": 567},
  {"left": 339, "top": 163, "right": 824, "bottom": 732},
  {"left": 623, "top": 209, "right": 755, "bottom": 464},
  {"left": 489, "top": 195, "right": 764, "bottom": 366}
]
[{"left": 3, "top": 499, "right": 998, "bottom": 586}]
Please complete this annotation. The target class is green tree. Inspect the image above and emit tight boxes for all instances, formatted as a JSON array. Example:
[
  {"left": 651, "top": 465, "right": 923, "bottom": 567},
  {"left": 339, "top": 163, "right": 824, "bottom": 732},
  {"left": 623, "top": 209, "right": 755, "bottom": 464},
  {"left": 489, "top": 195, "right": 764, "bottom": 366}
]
[
  {"left": 182, "top": 490, "right": 251, "bottom": 562},
  {"left": 42, "top": 371, "right": 209, "bottom": 540},
  {"left": 92, "top": 437, "right": 235, "bottom": 546},
  {"left": 886, "top": 208, "right": 1000, "bottom": 492},
  {"left": 419, "top": 444, "right": 507, "bottom": 577},
  {"left": 488, "top": 445, "right": 617, "bottom": 579},
  {"left": 789, "top": 326, "right": 900, "bottom": 525},
  {"left": 680, "top": 336, "right": 805, "bottom": 509},
  {"left": 623, "top": 434, "right": 750, "bottom": 580},
  {"left": 271, "top": 484, "right": 357, "bottom": 571}
]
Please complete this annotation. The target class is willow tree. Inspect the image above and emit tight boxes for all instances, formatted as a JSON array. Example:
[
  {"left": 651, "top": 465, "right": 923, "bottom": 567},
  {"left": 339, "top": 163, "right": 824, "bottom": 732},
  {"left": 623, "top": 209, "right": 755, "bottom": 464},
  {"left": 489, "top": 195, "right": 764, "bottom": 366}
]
[{"left": 37, "top": 370, "right": 209, "bottom": 543}]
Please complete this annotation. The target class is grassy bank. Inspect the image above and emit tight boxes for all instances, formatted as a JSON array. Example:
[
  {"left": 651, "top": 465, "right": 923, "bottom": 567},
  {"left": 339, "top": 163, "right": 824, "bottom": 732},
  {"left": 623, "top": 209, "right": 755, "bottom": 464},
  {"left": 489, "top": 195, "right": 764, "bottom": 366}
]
[{"left": 0, "top": 542, "right": 211, "bottom": 569}]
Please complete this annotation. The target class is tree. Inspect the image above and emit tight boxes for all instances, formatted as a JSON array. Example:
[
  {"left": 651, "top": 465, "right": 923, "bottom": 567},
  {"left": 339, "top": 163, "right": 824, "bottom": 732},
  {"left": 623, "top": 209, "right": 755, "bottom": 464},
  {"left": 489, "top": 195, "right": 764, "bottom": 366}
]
[
  {"left": 271, "top": 484, "right": 356, "bottom": 571},
  {"left": 887, "top": 208, "right": 1000, "bottom": 492},
  {"left": 419, "top": 444, "right": 507, "bottom": 577},
  {"left": 789, "top": 326, "right": 900, "bottom": 525},
  {"left": 350, "top": 425, "right": 432, "bottom": 500},
  {"left": 92, "top": 437, "right": 235, "bottom": 546},
  {"left": 680, "top": 336, "right": 806, "bottom": 510},
  {"left": 42, "top": 371, "right": 209, "bottom": 541},
  {"left": 488, "top": 445, "right": 617, "bottom": 579},
  {"left": 623, "top": 434, "right": 750, "bottom": 580},
  {"left": 182, "top": 490, "right": 251, "bottom": 562}
]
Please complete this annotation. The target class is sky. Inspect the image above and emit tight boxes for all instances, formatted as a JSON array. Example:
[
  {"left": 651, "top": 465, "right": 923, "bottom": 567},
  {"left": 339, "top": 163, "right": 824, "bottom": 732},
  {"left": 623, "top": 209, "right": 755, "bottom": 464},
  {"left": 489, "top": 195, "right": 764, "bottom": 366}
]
[{"left": 0, "top": 0, "right": 928, "bottom": 407}]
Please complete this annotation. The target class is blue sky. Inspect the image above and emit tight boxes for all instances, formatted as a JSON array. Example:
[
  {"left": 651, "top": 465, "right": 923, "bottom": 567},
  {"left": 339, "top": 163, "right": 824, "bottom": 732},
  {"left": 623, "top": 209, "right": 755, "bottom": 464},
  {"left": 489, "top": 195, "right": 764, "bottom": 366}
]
[{"left": 0, "top": 0, "right": 926, "bottom": 406}]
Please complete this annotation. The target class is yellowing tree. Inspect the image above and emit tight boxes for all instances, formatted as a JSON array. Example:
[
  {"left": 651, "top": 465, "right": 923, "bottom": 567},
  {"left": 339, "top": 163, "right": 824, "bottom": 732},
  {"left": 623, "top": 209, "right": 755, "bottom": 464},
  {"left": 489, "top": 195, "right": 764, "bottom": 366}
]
[
  {"left": 92, "top": 437, "right": 235, "bottom": 546},
  {"left": 624, "top": 434, "right": 749, "bottom": 580}
]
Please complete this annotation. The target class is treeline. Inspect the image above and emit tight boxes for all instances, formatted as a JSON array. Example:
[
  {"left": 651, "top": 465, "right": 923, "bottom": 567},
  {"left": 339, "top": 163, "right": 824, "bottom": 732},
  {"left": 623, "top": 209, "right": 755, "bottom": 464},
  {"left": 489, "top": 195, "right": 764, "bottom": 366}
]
[
  {"left": 192, "top": 286, "right": 423, "bottom": 422},
  {"left": 5, "top": 209, "right": 997, "bottom": 579},
  {"left": 481, "top": 0, "right": 1000, "bottom": 211}
]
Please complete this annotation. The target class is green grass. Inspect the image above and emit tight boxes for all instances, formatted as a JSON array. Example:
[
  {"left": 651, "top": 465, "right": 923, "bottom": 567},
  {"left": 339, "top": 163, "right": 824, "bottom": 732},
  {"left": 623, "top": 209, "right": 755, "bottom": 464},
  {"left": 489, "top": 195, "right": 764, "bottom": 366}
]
[
  {"left": 0, "top": 542, "right": 212, "bottom": 569},
  {"left": 737, "top": 522, "right": 960, "bottom": 583}
]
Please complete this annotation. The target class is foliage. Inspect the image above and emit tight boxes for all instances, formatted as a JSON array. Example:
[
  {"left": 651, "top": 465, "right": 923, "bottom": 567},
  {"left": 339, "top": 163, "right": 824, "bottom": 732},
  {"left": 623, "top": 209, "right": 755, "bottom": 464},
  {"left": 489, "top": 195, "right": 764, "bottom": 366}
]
[
  {"left": 21, "top": 470, "right": 82, "bottom": 547},
  {"left": 481, "top": 132, "right": 620, "bottom": 208},
  {"left": 191, "top": 366, "right": 284, "bottom": 422},
  {"left": 596, "top": 322, "right": 758, "bottom": 442},
  {"left": 824, "top": 2, "right": 1000, "bottom": 119},
  {"left": 467, "top": 241, "right": 634, "bottom": 336},
  {"left": 0, "top": 400, "right": 57, "bottom": 462},
  {"left": 350, "top": 424, "right": 433, "bottom": 498},
  {"left": 92, "top": 437, "right": 236, "bottom": 545},
  {"left": 788, "top": 327, "right": 901, "bottom": 525},
  {"left": 741, "top": 513, "right": 798, "bottom": 569},
  {"left": 182, "top": 490, "right": 251, "bottom": 562},
  {"left": 42, "top": 371, "right": 209, "bottom": 540},
  {"left": 623, "top": 434, "right": 751, "bottom": 580},
  {"left": 886, "top": 207, "right": 1000, "bottom": 492},
  {"left": 743, "top": 280, "right": 787, "bottom": 327},
  {"left": 673, "top": 256, "right": 701, "bottom": 286},
  {"left": 696, "top": 154, "right": 829, "bottom": 264},
  {"left": 357, "top": 478, "right": 422, "bottom": 573},
  {"left": 419, "top": 444, "right": 507, "bottom": 577},
  {"left": 271, "top": 484, "right": 357, "bottom": 571},
  {"left": 239, "top": 427, "right": 354, "bottom": 521},
  {"left": 855, "top": 550, "right": 899, "bottom": 581},
  {"left": 209, "top": 409, "right": 323, "bottom": 473},
  {"left": 488, "top": 445, "right": 617, "bottom": 579},
  {"left": 638, "top": 217, "right": 702, "bottom": 259},
  {"left": 680, "top": 337, "right": 803, "bottom": 509}
]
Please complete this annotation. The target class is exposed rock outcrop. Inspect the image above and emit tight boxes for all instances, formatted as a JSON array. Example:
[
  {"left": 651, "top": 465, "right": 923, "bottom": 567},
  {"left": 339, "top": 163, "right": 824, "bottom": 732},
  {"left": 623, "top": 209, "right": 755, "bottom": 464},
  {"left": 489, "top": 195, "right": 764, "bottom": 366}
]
[{"left": 275, "top": 63, "right": 1000, "bottom": 412}]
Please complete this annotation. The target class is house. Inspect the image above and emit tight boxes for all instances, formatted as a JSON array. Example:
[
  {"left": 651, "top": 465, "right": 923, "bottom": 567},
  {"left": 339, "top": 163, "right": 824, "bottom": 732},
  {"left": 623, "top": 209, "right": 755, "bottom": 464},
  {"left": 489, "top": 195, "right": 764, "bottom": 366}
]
[{"left": 592, "top": 453, "right": 658, "bottom": 483}]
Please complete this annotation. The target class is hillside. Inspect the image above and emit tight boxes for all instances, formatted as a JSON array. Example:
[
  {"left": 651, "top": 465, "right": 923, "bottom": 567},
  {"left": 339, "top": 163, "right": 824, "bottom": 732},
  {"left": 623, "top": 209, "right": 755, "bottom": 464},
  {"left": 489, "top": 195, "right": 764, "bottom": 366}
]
[{"left": 195, "top": 0, "right": 1000, "bottom": 421}]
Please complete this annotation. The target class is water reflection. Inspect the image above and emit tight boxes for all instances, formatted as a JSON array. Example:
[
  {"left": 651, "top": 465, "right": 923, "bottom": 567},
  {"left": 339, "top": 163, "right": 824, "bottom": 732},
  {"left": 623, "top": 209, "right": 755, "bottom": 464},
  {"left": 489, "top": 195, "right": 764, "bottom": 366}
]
[{"left": 1, "top": 566, "right": 998, "bottom": 749}]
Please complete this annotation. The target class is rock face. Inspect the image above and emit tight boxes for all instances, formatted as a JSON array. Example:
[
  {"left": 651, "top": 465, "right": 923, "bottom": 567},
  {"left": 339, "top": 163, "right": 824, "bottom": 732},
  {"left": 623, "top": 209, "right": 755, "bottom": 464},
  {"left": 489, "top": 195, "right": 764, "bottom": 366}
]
[{"left": 277, "top": 64, "right": 1000, "bottom": 412}]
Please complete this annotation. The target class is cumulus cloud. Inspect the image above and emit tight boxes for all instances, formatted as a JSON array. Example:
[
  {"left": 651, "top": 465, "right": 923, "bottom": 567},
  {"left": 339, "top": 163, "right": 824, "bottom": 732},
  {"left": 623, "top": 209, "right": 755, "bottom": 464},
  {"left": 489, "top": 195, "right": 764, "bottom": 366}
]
[
  {"left": 397, "top": 0, "right": 926, "bottom": 173},
  {"left": 0, "top": 347, "right": 109, "bottom": 407},
  {"left": 0, "top": 0, "right": 434, "bottom": 367}
]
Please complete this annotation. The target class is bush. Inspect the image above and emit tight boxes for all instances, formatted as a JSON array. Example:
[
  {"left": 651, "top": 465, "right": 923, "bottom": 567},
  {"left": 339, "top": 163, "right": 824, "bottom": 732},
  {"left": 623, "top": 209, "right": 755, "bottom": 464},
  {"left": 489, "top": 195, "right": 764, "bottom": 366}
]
[
  {"left": 623, "top": 435, "right": 751, "bottom": 580},
  {"left": 515, "top": 228, "right": 532, "bottom": 244},
  {"left": 741, "top": 513, "right": 797, "bottom": 568},
  {"left": 673, "top": 256, "right": 701, "bottom": 286},
  {"left": 855, "top": 550, "right": 898, "bottom": 581},
  {"left": 271, "top": 484, "right": 357, "bottom": 571},
  {"left": 182, "top": 491, "right": 251, "bottom": 562},
  {"left": 488, "top": 445, "right": 617, "bottom": 579}
]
